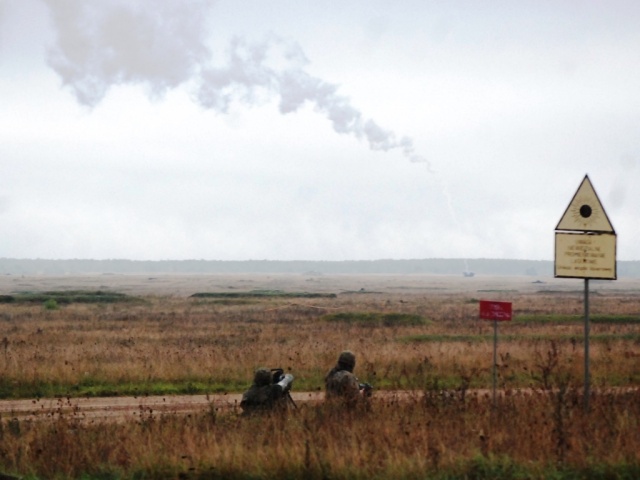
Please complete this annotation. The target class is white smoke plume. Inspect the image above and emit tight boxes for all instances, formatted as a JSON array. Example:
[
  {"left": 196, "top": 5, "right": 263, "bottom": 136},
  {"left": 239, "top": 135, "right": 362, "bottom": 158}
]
[
  {"left": 41, "top": 0, "right": 427, "bottom": 163},
  {"left": 42, "top": 0, "right": 212, "bottom": 106}
]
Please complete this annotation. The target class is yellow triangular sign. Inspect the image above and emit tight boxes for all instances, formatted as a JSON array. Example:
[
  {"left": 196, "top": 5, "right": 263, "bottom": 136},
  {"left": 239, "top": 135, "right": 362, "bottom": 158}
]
[{"left": 556, "top": 175, "right": 615, "bottom": 233}]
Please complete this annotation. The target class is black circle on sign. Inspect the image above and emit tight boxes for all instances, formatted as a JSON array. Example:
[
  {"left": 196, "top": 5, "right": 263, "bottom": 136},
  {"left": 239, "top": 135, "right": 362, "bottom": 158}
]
[{"left": 579, "top": 205, "right": 592, "bottom": 218}]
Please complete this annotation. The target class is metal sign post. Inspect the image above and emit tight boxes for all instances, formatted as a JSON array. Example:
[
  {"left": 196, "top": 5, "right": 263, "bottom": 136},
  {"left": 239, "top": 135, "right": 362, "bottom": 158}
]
[
  {"left": 584, "top": 278, "right": 590, "bottom": 405},
  {"left": 554, "top": 175, "right": 616, "bottom": 410},
  {"left": 479, "top": 300, "right": 512, "bottom": 406},
  {"left": 492, "top": 318, "right": 498, "bottom": 404}
]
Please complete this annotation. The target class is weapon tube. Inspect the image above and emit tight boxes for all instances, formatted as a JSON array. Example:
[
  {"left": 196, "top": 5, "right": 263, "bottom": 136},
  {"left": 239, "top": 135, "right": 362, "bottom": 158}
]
[{"left": 277, "top": 373, "right": 294, "bottom": 392}]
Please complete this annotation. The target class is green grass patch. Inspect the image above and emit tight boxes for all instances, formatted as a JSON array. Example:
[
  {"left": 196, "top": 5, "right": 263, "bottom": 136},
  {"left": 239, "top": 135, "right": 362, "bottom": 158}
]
[
  {"left": 323, "top": 311, "right": 429, "bottom": 327},
  {"left": 0, "top": 378, "right": 249, "bottom": 399},
  {"left": 340, "top": 289, "right": 383, "bottom": 294},
  {"left": 515, "top": 313, "right": 640, "bottom": 325},
  {"left": 401, "top": 333, "right": 485, "bottom": 343},
  {"left": 7, "top": 290, "right": 138, "bottom": 305},
  {"left": 72, "top": 380, "right": 234, "bottom": 397},
  {"left": 0, "top": 374, "right": 329, "bottom": 400},
  {"left": 401, "top": 333, "right": 640, "bottom": 343},
  {"left": 193, "top": 298, "right": 259, "bottom": 306},
  {"left": 65, "top": 460, "right": 640, "bottom": 480},
  {"left": 190, "top": 290, "right": 336, "bottom": 299},
  {"left": 445, "top": 455, "right": 640, "bottom": 480}
]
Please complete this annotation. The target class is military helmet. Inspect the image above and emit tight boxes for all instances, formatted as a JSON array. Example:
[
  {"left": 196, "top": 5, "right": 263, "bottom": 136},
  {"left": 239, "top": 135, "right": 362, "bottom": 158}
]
[
  {"left": 338, "top": 350, "right": 356, "bottom": 370},
  {"left": 253, "top": 368, "right": 272, "bottom": 386}
]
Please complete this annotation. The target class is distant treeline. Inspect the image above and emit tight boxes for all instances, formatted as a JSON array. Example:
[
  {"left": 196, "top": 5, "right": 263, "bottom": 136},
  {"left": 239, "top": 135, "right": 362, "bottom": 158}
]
[{"left": 0, "top": 257, "right": 639, "bottom": 277}]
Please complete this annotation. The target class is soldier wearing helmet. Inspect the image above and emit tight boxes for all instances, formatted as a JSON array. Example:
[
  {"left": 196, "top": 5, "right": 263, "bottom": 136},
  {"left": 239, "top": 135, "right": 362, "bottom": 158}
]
[
  {"left": 240, "top": 367, "right": 294, "bottom": 415},
  {"left": 325, "top": 350, "right": 371, "bottom": 404}
]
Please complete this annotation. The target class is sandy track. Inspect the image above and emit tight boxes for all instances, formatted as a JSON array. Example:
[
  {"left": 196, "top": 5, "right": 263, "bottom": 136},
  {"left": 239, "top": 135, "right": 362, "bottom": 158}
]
[
  {"left": 1, "top": 388, "right": 636, "bottom": 423},
  {"left": 0, "top": 390, "right": 427, "bottom": 422},
  {"left": 0, "top": 391, "right": 327, "bottom": 422}
]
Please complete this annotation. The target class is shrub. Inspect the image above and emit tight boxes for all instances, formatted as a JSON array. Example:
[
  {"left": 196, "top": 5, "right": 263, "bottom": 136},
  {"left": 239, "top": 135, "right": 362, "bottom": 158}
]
[{"left": 43, "top": 298, "right": 59, "bottom": 310}]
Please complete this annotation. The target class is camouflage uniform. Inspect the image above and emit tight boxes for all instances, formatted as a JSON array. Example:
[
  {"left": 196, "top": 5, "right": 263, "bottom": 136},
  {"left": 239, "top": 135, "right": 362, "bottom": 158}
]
[
  {"left": 325, "top": 351, "right": 361, "bottom": 403},
  {"left": 241, "top": 368, "right": 292, "bottom": 414}
]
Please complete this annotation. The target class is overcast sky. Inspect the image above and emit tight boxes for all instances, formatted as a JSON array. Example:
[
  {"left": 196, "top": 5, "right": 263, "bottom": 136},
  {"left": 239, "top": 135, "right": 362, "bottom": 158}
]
[{"left": 1, "top": 1, "right": 639, "bottom": 261}]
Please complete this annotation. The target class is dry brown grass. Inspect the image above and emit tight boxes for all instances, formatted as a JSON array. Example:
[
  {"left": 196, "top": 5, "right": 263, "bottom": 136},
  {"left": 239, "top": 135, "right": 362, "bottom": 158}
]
[
  {"left": 0, "top": 274, "right": 639, "bottom": 478},
  {"left": 1, "top": 390, "right": 639, "bottom": 479},
  {"left": 0, "top": 281, "right": 638, "bottom": 393}
]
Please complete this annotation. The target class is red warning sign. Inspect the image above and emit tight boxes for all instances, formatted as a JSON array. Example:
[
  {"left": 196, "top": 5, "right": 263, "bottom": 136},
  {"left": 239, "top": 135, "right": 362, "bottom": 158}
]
[{"left": 479, "top": 300, "right": 512, "bottom": 321}]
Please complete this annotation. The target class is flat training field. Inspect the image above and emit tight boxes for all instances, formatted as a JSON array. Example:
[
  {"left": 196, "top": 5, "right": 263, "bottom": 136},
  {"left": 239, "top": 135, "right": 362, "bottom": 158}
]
[
  {"left": 2, "top": 271, "right": 640, "bottom": 295},
  {"left": 0, "top": 273, "right": 638, "bottom": 479}
]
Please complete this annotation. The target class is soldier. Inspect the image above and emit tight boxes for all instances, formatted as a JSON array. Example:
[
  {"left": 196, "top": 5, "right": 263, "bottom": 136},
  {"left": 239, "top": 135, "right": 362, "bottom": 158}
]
[
  {"left": 240, "top": 367, "right": 294, "bottom": 415},
  {"left": 325, "top": 350, "right": 371, "bottom": 404}
]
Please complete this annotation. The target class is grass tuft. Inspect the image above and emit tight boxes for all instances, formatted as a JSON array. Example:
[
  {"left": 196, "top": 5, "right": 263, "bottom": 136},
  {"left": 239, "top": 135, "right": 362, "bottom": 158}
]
[
  {"left": 191, "top": 290, "right": 336, "bottom": 299},
  {"left": 324, "top": 311, "right": 429, "bottom": 327},
  {"left": 11, "top": 290, "right": 138, "bottom": 305}
]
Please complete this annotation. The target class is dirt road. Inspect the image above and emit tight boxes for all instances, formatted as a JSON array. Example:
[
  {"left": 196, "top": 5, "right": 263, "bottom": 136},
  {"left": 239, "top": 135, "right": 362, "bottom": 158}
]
[
  {"left": 2, "top": 388, "right": 636, "bottom": 423},
  {"left": 0, "top": 391, "right": 328, "bottom": 422},
  {"left": 0, "top": 390, "right": 429, "bottom": 422}
]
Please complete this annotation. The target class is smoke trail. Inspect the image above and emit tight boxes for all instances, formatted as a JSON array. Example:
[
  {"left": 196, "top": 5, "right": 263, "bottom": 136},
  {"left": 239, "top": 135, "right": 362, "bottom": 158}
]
[
  {"left": 41, "top": 0, "right": 429, "bottom": 165},
  {"left": 196, "top": 36, "right": 428, "bottom": 162},
  {"left": 439, "top": 175, "right": 470, "bottom": 273}
]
